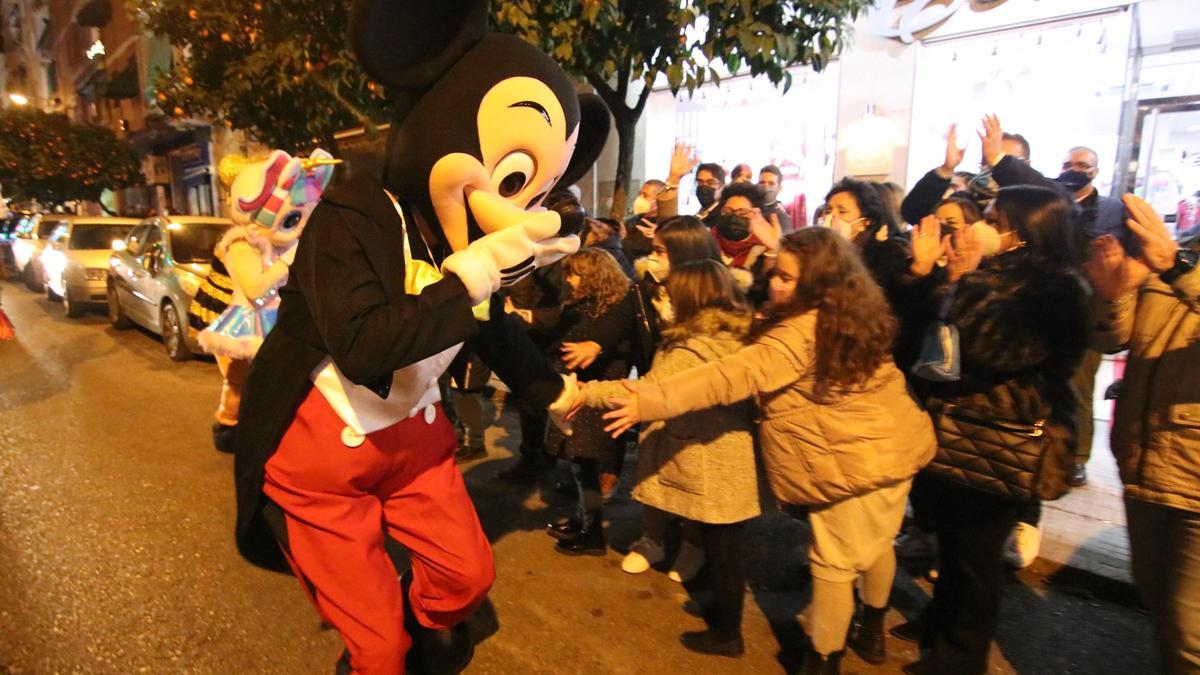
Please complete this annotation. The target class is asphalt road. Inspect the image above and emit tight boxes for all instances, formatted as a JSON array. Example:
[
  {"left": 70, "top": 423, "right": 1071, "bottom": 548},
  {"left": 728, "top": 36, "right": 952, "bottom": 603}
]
[{"left": 0, "top": 278, "right": 1155, "bottom": 674}]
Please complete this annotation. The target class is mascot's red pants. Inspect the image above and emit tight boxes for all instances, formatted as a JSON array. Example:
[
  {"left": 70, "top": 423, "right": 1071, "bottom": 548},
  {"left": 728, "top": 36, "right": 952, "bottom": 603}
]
[{"left": 263, "top": 388, "right": 495, "bottom": 674}]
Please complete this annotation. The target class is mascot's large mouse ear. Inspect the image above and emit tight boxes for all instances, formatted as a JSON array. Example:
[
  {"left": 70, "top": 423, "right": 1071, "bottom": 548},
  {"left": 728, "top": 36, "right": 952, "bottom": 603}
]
[
  {"left": 556, "top": 94, "right": 611, "bottom": 191},
  {"left": 350, "top": 0, "right": 489, "bottom": 90}
]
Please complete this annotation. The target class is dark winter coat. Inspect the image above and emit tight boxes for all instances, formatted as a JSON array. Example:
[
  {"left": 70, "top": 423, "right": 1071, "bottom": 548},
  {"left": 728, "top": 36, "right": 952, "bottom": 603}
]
[
  {"left": 233, "top": 175, "right": 564, "bottom": 571},
  {"left": 915, "top": 248, "right": 1089, "bottom": 501},
  {"left": 545, "top": 289, "right": 637, "bottom": 462}
]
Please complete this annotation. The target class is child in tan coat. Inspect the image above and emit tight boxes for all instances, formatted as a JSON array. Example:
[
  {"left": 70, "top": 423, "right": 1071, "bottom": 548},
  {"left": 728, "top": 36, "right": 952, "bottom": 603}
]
[
  {"left": 601, "top": 228, "right": 935, "bottom": 673},
  {"left": 583, "top": 260, "right": 758, "bottom": 657}
]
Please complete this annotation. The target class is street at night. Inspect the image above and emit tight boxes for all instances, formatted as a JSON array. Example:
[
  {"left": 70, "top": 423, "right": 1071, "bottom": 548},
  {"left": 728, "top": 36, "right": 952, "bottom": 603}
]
[{"left": 0, "top": 282, "right": 1156, "bottom": 673}]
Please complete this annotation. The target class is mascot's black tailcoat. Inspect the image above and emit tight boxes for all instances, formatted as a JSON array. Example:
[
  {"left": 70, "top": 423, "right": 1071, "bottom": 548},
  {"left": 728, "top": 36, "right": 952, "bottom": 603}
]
[
  {"left": 232, "top": 0, "right": 610, "bottom": 571},
  {"left": 233, "top": 178, "right": 563, "bottom": 570}
]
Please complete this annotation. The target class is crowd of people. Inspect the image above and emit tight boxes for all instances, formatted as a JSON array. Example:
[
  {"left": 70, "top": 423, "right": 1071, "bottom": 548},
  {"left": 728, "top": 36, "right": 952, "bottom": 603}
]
[{"left": 437, "top": 114, "right": 1199, "bottom": 675}]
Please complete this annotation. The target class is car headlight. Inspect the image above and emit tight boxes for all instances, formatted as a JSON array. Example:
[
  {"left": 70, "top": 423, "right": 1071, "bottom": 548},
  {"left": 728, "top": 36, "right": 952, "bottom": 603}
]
[
  {"left": 84, "top": 268, "right": 107, "bottom": 281},
  {"left": 176, "top": 270, "right": 201, "bottom": 297}
]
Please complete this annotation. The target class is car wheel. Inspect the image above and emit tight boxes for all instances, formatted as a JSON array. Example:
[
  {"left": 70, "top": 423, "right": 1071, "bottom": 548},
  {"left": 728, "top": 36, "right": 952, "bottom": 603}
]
[
  {"left": 62, "top": 280, "right": 82, "bottom": 318},
  {"left": 162, "top": 303, "right": 192, "bottom": 361},
  {"left": 107, "top": 282, "right": 132, "bottom": 328},
  {"left": 23, "top": 263, "right": 41, "bottom": 292}
]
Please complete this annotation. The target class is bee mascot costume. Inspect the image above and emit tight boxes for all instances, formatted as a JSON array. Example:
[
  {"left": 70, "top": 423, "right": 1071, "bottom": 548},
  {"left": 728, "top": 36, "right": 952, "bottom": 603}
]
[{"left": 230, "top": 1, "right": 610, "bottom": 672}]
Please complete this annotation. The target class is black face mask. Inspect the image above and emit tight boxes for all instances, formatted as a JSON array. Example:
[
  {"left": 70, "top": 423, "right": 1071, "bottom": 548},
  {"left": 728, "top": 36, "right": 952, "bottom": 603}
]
[
  {"left": 695, "top": 185, "right": 717, "bottom": 209},
  {"left": 714, "top": 214, "right": 751, "bottom": 241},
  {"left": 1056, "top": 170, "right": 1092, "bottom": 193}
]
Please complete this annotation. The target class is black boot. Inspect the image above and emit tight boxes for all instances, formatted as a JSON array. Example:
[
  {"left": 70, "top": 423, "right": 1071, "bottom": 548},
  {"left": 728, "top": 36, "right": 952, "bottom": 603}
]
[
  {"left": 680, "top": 629, "right": 744, "bottom": 657},
  {"left": 554, "top": 522, "right": 605, "bottom": 556},
  {"left": 212, "top": 422, "right": 237, "bottom": 454},
  {"left": 799, "top": 647, "right": 844, "bottom": 675},
  {"left": 401, "top": 574, "right": 474, "bottom": 675},
  {"left": 546, "top": 516, "right": 582, "bottom": 540},
  {"left": 848, "top": 605, "right": 887, "bottom": 665}
]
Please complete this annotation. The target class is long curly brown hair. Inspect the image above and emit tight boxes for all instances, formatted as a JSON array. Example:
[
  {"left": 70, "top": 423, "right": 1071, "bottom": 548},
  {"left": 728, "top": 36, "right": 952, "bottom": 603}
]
[
  {"left": 562, "top": 248, "right": 631, "bottom": 319},
  {"left": 753, "top": 228, "right": 897, "bottom": 395}
]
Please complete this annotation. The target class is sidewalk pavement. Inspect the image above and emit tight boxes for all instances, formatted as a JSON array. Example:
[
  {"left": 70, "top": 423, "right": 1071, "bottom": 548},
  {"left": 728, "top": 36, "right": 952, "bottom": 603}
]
[{"left": 1036, "top": 356, "right": 1138, "bottom": 604}]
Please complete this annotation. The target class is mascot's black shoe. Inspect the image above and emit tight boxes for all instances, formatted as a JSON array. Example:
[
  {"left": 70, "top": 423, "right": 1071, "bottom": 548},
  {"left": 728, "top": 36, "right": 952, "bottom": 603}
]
[
  {"left": 401, "top": 574, "right": 475, "bottom": 675},
  {"left": 212, "top": 423, "right": 237, "bottom": 454}
]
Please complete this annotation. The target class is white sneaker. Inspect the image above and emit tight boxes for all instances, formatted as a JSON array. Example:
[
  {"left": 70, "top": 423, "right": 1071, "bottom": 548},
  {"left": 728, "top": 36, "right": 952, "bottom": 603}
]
[
  {"left": 621, "top": 539, "right": 665, "bottom": 574},
  {"left": 668, "top": 543, "right": 705, "bottom": 583},
  {"left": 894, "top": 529, "right": 938, "bottom": 559},
  {"left": 1003, "top": 522, "right": 1041, "bottom": 569}
]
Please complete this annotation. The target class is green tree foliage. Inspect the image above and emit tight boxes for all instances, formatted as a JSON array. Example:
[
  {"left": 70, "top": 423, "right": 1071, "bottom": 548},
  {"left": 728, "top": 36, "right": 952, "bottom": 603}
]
[
  {"left": 495, "top": 0, "right": 872, "bottom": 217},
  {"left": 0, "top": 108, "right": 143, "bottom": 206},
  {"left": 133, "top": 0, "right": 392, "bottom": 153}
]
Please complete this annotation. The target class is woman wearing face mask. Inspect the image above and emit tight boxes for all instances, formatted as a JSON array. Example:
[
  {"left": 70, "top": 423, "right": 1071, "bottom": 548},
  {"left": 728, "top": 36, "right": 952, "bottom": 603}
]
[
  {"left": 896, "top": 186, "right": 1088, "bottom": 675},
  {"left": 601, "top": 228, "right": 936, "bottom": 673},
  {"left": 711, "top": 182, "right": 770, "bottom": 272}
]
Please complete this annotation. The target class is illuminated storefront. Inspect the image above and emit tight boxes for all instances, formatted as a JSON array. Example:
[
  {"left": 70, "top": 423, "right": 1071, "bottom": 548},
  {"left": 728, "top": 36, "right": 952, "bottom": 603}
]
[{"left": 635, "top": 0, "right": 1200, "bottom": 225}]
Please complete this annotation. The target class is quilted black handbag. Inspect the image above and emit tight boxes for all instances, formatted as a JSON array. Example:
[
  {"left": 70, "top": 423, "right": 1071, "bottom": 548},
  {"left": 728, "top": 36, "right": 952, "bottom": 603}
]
[{"left": 926, "top": 403, "right": 1051, "bottom": 503}]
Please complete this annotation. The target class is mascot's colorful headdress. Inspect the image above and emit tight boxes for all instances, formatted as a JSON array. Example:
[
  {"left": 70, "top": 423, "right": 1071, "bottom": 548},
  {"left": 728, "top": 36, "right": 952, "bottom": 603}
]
[{"left": 220, "top": 150, "right": 340, "bottom": 228}]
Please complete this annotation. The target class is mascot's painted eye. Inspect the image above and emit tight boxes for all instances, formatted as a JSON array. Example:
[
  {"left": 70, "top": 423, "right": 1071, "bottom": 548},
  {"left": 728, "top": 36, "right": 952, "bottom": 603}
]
[
  {"left": 280, "top": 211, "right": 303, "bottom": 231},
  {"left": 492, "top": 151, "right": 536, "bottom": 200}
]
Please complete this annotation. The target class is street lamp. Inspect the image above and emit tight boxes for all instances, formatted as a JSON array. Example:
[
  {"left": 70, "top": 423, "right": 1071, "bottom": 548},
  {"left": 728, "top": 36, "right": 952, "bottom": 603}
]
[{"left": 8, "top": 93, "right": 28, "bottom": 106}]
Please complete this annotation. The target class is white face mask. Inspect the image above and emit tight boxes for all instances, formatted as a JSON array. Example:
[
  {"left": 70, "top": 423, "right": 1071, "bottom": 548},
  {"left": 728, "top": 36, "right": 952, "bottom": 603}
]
[
  {"left": 632, "top": 195, "right": 653, "bottom": 216},
  {"left": 644, "top": 255, "right": 669, "bottom": 283},
  {"left": 969, "top": 220, "right": 1002, "bottom": 257},
  {"left": 821, "top": 214, "right": 865, "bottom": 239}
]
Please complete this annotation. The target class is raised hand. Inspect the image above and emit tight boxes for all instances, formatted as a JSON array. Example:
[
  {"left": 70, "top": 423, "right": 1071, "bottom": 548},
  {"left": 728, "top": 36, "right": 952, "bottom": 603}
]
[
  {"left": 910, "top": 215, "right": 945, "bottom": 276},
  {"left": 1084, "top": 235, "right": 1149, "bottom": 301},
  {"left": 978, "top": 114, "right": 1005, "bottom": 168},
  {"left": 635, "top": 218, "right": 657, "bottom": 240},
  {"left": 749, "top": 208, "right": 782, "bottom": 252},
  {"left": 940, "top": 124, "right": 965, "bottom": 176},
  {"left": 1122, "top": 193, "right": 1179, "bottom": 274},
  {"left": 668, "top": 142, "right": 700, "bottom": 183},
  {"left": 946, "top": 226, "right": 983, "bottom": 282}
]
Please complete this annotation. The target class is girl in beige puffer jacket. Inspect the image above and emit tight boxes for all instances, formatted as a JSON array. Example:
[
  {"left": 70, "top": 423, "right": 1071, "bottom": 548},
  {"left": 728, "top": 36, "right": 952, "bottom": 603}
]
[{"left": 601, "top": 228, "right": 935, "bottom": 673}]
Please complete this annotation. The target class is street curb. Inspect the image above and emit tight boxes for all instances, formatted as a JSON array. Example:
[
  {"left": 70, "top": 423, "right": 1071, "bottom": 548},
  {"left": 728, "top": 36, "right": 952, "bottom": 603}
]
[{"left": 1022, "top": 558, "right": 1142, "bottom": 609}]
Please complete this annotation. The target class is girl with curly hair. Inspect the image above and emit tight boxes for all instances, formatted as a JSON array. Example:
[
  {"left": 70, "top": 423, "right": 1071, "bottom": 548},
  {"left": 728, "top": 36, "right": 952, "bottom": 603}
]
[
  {"left": 543, "top": 247, "right": 638, "bottom": 556},
  {"left": 601, "top": 228, "right": 936, "bottom": 671}
]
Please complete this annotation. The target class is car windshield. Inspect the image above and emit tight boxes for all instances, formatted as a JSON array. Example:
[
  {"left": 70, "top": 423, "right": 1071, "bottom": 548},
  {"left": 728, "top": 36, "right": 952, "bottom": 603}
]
[
  {"left": 70, "top": 224, "right": 135, "bottom": 250},
  {"left": 167, "top": 223, "right": 226, "bottom": 263},
  {"left": 37, "top": 220, "right": 57, "bottom": 238}
]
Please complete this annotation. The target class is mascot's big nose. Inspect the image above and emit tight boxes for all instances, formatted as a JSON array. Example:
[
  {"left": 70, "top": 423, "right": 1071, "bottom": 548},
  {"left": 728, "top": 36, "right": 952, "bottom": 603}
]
[{"left": 544, "top": 192, "right": 586, "bottom": 238}]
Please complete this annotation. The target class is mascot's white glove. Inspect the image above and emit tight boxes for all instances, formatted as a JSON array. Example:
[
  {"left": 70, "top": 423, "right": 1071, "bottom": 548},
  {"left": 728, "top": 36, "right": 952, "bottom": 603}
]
[
  {"left": 441, "top": 211, "right": 580, "bottom": 306},
  {"left": 547, "top": 373, "right": 580, "bottom": 437}
]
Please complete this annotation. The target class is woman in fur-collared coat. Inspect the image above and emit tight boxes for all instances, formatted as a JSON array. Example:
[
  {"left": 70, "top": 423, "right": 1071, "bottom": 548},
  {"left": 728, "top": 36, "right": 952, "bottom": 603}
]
[{"left": 899, "top": 186, "right": 1089, "bottom": 675}]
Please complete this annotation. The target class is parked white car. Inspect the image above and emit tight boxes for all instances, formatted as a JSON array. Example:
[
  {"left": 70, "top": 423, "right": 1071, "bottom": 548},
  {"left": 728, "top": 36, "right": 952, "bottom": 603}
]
[
  {"left": 41, "top": 217, "right": 141, "bottom": 317},
  {"left": 10, "top": 214, "right": 58, "bottom": 291}
]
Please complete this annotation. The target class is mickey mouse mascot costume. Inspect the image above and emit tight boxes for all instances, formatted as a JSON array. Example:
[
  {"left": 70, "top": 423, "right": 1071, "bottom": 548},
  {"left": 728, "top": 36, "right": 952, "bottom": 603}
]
[{"left": 231, "top": 1, "right": 609, "bottom": 673}]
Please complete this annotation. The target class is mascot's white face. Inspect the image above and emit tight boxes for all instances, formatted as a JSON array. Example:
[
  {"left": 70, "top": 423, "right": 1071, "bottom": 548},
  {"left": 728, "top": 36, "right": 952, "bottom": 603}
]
[{"left": 427, "top": 77, "right": 580, "bottom": 252}]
